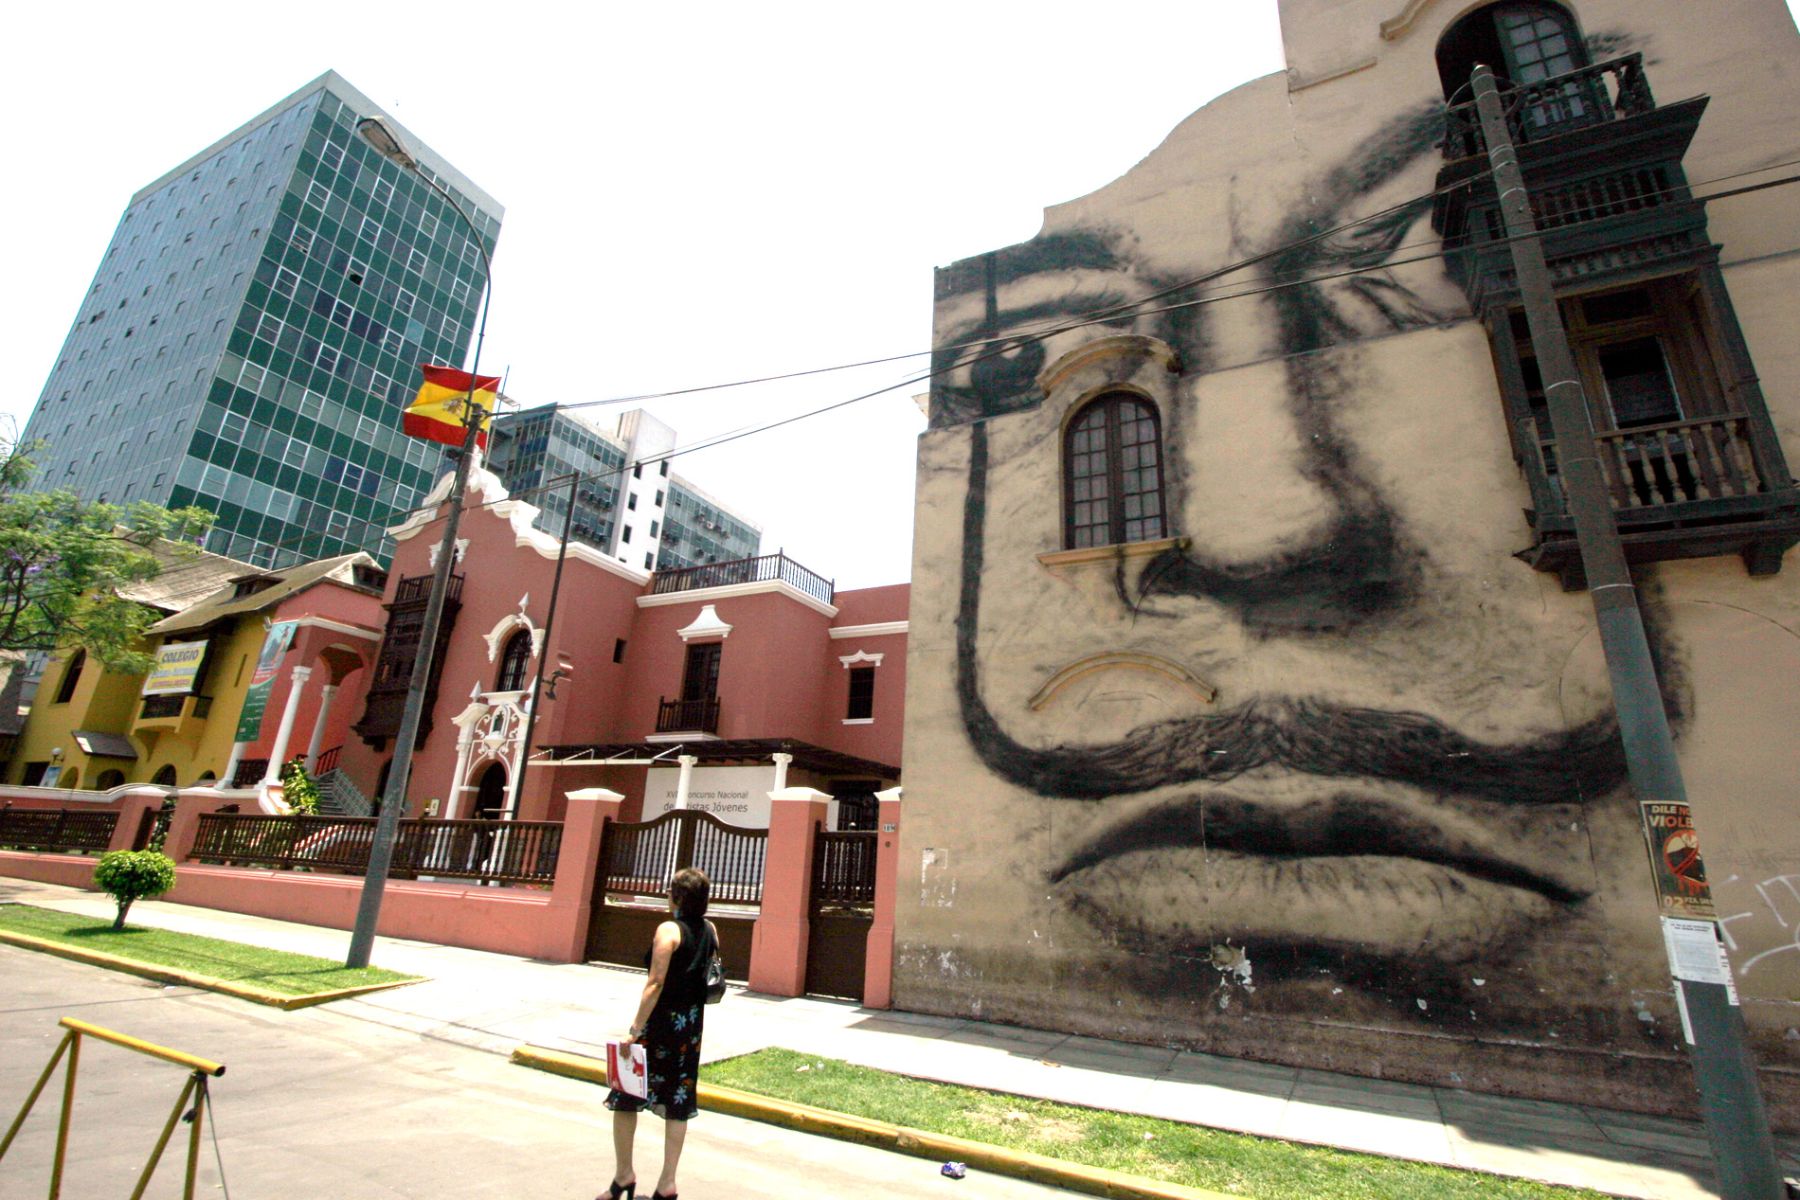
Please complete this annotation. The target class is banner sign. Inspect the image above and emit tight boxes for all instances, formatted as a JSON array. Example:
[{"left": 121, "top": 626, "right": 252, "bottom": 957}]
[
  {"left": 1641, "top": 800, "right": 1716, "bottom": 920},
  {"left": 235, "top": 621, "right": 298, "bottom": 742},
  {"left": 142, "top": 640, "right": 208, "bottom": 696},
  {"left": 642, "top": 765, "right": 777, "bottom": 829}
]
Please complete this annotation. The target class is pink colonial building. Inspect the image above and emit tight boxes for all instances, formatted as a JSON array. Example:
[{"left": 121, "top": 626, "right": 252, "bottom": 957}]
[
  {"left": 1, "top": 453, "right": 908, "bottom": 1002},
  {"left": 335, "top": 454, "right": 906, "bottom": 832}
]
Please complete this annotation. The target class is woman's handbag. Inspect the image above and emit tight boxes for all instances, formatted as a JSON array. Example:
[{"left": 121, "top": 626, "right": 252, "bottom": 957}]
[
  {"left": 705, "top": 951, "right": 726, "bottom": 1004},
  {"left": 703, "top": 920, "right": 726, "bottom": 1003}
]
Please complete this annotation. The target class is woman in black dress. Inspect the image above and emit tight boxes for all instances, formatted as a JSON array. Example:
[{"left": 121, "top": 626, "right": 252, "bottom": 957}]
[{"left": 605, "top": 867, "right": 716, "bottom": 1200}]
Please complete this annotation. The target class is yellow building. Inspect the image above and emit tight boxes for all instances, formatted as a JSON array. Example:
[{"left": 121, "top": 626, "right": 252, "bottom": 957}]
[
  {"left": 7, "top": 543, "right": 249, "bottom": 791},
  {"left": 7, "top": 551, "right": 384, "bottom": 791}
]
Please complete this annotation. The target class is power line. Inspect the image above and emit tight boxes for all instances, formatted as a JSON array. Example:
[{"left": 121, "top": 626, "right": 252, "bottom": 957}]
[{"left": 138, "top": 160, "right": 1800, "bottom": 586}]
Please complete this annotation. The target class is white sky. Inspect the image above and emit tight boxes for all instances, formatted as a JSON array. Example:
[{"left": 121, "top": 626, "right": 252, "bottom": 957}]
[{"left": 7, "top": 2, "right": 1797, "bottom": 589}]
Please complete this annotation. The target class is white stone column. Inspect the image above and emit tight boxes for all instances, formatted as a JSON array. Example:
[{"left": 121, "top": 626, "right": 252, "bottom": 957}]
[
  {"left": 770, "top": 751, "right": 793, "bottom": 793},
  {"left": 302, "top": 683, "right": 340, "bottom": 773},
  {"left": 259, "top": 665, "right": 313, "bottom": 787},
  {"left": 673, "top": 754, "right": 698, "bottom": 810}
]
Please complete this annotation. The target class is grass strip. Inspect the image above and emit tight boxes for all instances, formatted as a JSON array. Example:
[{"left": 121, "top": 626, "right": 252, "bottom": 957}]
[
  {"left": 0, "top": 903, "right": 417, "bottom": 1001},
  {"left": 704, "top": 1048, "right": 1618, "bottom": 1200}
]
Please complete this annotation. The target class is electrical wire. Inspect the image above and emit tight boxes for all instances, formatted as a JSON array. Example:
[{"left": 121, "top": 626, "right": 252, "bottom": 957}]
[{"left": 135, "top": 158, "right": 1800, "bottom": 585}]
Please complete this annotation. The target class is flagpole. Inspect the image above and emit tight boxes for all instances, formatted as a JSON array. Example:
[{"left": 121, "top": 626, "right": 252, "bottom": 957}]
[{"left": 346, "top": 115, "right": 495, "bottom": 969}]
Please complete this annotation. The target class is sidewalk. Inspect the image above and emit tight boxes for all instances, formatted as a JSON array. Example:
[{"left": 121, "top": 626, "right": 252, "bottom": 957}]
[{"left": 5, "top": 877, "right": 1795, "bottom": 1200}]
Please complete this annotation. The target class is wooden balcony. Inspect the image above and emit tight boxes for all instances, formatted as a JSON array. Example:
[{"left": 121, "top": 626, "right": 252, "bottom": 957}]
[
  {"left": 1433, "top": 54, "right": 1712, "bottom": 314},
  {"left": 656, "top": 696, "right": 720, "bottom": 735},
  {"left": 1520, "top": 413, "right": 1800, "bottom": 586}
]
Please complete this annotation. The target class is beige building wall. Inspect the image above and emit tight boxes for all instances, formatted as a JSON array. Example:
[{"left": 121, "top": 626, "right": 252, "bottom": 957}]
[{"left": 899, "top": 0, "right": 1800, "bottom": 1119}]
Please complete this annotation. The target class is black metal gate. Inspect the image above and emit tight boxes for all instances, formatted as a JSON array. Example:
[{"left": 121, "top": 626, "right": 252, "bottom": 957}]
[
  {"left": 588, "top": 809, "right": 767, "bottom": 979},
  {"left": 804, "top": 828, "right": 877, "bottom": 1001}
]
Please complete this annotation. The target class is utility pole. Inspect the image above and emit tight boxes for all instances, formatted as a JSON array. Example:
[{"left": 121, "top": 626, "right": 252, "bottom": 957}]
[
  {"left": 346, "top": 115, "right": 495, "bottom": 970},
  {"left": 1470, "top": 65, "right": 1780, "bottom": 1198}
]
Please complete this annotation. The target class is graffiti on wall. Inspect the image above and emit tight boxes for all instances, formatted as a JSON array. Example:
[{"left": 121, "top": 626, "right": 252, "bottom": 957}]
[{"left": 925, "top": 98, "right": 1706, "bottom": 1021}]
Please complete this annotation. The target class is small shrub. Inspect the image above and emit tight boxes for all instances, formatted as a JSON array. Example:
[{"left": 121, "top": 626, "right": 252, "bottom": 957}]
[
  {"left": 280, "top": 759, "right": 321, "bottom": 815},
  {"left": 93, "top": 850, "right": 177, "bottom": 930}
]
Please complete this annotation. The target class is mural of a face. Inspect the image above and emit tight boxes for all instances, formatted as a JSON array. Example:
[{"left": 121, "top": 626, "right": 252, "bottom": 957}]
[{"left": 926, "top": 99, "right": 1678, "bottom": 1023}]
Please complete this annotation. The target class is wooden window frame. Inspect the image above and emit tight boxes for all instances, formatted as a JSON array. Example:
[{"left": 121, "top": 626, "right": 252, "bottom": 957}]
[{"left": 1062, "top": 392, "right": 1169, "bottom": 550}]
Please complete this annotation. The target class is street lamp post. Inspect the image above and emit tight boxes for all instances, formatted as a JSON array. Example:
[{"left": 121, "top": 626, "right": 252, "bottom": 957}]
[{"left": 345, "top": 114, "right": 494, "bottom": 969}]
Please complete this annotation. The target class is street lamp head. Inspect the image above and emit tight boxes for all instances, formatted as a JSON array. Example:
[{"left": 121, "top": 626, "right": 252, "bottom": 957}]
[{"left": 356, "top": 116, "right": 418, "bottom": 171}]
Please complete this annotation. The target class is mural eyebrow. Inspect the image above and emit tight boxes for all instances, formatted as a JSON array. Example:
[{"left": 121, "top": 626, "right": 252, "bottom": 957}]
[{"left": 935, "top": 232, "right": 1127, "bottom": 300}]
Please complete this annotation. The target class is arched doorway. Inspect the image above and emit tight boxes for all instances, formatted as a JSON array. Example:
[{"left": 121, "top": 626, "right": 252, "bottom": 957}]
[
  {"left": 151, "top": 764, "right": 178, "bottom": 787},
  {"left": 474, "top": 762, "right": 507, "bottom": 820}
]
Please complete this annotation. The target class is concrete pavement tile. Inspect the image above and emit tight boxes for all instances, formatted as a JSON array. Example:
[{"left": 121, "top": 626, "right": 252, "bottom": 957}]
[
  {"left": 1594, "top": 1122, "right": 1714, "bottom": 1158},
  {"left": 1577, "top": 1105, "right": 1706, "bottom": 1137},
  {"left": 1453, "top": 1144, "right": 1719, "bottom": 1200},
  {"left": 1276, "top": 1102, "right": 1457, "bottom": 1164},
  {"left": 1446, "top": 1123, "right": 1622, "bottom": 1156},
  {"left": 944, "top": 1026, "right": 1071, "bottom": 1052},
  {"left": 1161, "top": 1056, "right": 1297, "bottom": 1097},
  {"left": 1289, "top": 1078, "right": 1442, "bottom": 1119},
  {"left": 1134, "top": 1081, "right": 1291, "bottom": 1138}
]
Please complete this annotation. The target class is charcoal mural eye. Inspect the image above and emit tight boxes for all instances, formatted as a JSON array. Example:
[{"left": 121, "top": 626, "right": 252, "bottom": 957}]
[
  {"left": 1311, "top": 201, "right": 1428, "bottom": 271},
  {"left": 969, "top": 336, "right": 1047, "bottom": 400}
]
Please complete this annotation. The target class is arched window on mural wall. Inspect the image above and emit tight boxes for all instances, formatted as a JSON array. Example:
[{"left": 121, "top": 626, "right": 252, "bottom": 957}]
[
  {"left": 1436, "top": 2, "right": 1595, "bottom": 133},
  {"left": 495, "top": 630, "right": 531, "bottom": 693},
  {"left": 1063, "top": 392, "right": 1168, "bottom": 550}
]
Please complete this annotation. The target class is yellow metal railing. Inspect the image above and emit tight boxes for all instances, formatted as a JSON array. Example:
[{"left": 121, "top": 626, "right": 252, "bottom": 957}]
[{"left": 0, "top": 1017, "right": 227, "bottom": 1200}]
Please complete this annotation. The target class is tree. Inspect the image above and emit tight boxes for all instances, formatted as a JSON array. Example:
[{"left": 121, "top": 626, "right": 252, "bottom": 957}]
[
  {"left": 0, "top": 430, "right": 214, "bottom": 673},
  {"left": 280, "top": 758, "right": 322, "bottom": 815},
  {"left": 93, "top": 849, "right": 178, "bottom": 930}
]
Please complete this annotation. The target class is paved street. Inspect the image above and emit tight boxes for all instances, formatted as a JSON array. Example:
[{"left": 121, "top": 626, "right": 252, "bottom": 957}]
[{"left": 0, "top": 947, "right": 1074, "bottom": 1200}]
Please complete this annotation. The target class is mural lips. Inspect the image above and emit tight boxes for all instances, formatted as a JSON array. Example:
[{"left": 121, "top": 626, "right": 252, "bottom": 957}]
[{"left": 1047, "top": 783, "right": 1595, "bottom": 974}]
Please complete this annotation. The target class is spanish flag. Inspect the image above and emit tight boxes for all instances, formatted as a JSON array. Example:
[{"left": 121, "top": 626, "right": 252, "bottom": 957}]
[{"left": 405, "top": 366, "right": 500, "bottom": 449}]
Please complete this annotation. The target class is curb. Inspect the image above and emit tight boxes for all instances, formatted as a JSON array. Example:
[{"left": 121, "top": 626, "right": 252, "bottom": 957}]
[
  {"left": 0, "top": 929, "right": 421, "bottom": 1010},
  {"left": 511, "top": 1044, "right": 1238, "bottom": 1200}
]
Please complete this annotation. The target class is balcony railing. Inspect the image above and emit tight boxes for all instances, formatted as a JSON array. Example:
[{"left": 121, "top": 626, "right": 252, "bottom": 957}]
[
  {"left": 391, "top": 572, "right": 465, "bottom": 606},
  {"left": 139, "top": 693, "right": 212, "bottom": 721},
  {"left": 651, "top": 552, "right": 834, "bottom": 605},
  {"left": 656, "top": 696, "right": 720, "bottom": 734},
  {"left": 1536, "top": 413, "right": 1769, "bottom": 512},
  {"left": 1444, "top": 54, "right": 1656, "bottom": 160}
]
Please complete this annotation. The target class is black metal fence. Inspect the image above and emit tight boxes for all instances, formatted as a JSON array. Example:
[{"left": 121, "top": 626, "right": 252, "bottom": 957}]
[
  {"left": 649, "top": 552, "right": 835, "bottom": 606},
  {"left": 811, "top": 829, "right": 877, "bottom": 907},
  {"left": 191, "top": 813, "right": 562, "bottom": 886},
  {"left": 0, "top": 807, "right": 119, "bottom": 855},
  {"left": 598, "top": 809, "right": 768, "bottom": 906}
]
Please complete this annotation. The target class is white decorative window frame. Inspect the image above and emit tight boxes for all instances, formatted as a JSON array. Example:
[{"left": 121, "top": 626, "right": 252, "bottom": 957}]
[
  {"left": 483, "top": 594, "right": 544, "bottom": 663},
  {"left": 838, "top": 649, "right": 884, "bottom": 669}
]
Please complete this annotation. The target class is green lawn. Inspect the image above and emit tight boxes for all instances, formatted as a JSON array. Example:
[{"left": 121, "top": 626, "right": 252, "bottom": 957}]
[
  {"left": 705, "top": 1048, "right": 1616, "bottom": 1200},
  {"left": 0, "top": 903, "right": 417, "bottom": 998}
]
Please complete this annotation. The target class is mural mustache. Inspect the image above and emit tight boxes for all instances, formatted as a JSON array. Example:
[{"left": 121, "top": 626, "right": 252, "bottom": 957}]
[{"left": 955, "top": 422, "right": 1636, "bottom": 1011}]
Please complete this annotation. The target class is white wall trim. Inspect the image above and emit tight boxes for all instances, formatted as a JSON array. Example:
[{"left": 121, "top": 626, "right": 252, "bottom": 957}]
[
  {"left": 677, "top": 604, "right": 734, "bottom": 643},
  {"left": 637, "top": 579, "right": 838, "bottom": 619},
  {"left": 838, "top": 650, "right": 884, "bottom": 668},
  {"left": 289, "top": 615, "right": 382, "bottom": 642},
  {"left": 841, "top": 717, "right": 875, "bottom": 726},
  {"left": 827, "top": 620, "right": 907, "bottom": 640}
]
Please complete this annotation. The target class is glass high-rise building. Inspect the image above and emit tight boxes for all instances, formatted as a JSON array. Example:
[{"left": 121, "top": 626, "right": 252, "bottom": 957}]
[
  {"left": 19, "top": 70, "right": 502, "bottom": 567},
  {"left": 487, "top": 404, "right": 762, "bottom": 572}
]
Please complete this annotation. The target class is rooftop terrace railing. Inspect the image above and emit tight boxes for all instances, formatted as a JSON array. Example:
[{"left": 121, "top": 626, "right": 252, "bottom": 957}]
[{"left": 650, "top": 551, "right": 834, "bottom": 605}]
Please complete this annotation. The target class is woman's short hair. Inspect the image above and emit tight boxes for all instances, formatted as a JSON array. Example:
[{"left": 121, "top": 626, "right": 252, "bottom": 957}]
[{"left": 670, "top": 867, "right": 711, "bottom": 922}]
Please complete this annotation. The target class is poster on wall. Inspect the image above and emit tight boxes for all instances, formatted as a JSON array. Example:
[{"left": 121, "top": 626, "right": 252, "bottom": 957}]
[
  {"left": 641, "top": 765, "right": 780, "bottom": 828},
  {"left": 1641, "top": 800, "right": 1717, "bottom": 920},
  {"left": 234, "top": 621, "right": 298, "bottom": 743},
  {"left": 142, "top": 640, "right": 208, "bottom": 696}
]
